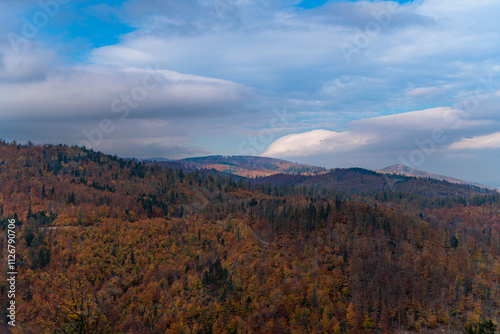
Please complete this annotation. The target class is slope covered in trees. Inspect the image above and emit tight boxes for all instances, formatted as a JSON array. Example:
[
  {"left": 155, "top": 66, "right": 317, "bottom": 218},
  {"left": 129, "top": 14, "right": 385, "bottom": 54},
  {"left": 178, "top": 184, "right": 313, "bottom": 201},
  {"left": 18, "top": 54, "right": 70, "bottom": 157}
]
[
  {"left": 257, "top": 167, "right": 496, "bottom": 199},
  {"left": 0, "top": 141, "right": 499, "bottom": 333},
  {"left": 379, "top": 164, "right": 499, "bottom": 193},
  {"left": 149, "top": 155, "right": 327, "bottom": 178}
]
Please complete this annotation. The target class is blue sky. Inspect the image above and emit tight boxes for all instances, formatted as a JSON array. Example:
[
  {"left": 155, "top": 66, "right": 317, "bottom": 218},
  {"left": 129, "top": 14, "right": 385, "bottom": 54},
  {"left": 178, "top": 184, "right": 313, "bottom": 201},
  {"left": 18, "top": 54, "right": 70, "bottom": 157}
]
[
  {"left": 1, "top": 0, "right": 500, "bottom": 187},
  {"left": 299, "top": 0, "right": 413, "bottom": 8}
]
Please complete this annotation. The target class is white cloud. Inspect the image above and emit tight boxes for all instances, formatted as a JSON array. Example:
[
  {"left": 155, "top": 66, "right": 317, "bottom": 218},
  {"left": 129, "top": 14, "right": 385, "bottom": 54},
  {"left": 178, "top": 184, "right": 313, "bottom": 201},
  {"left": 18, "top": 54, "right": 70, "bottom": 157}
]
[
  {"left": 262, "top": 106, "right": 497, "bottom": 159},
  {"left": 262, "top": 129, "right": 374, "bottom": 157},
  {"left": 449, "top": 132, "right": 500, "bottom": 150}
]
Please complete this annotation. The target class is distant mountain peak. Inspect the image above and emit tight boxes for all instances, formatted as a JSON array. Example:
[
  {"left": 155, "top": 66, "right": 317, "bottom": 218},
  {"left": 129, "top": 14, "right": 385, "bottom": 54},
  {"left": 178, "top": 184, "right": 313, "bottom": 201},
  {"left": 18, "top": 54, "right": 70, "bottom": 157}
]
[
  {"left": 383, "top": 164, "right": 415, "bottom": 172},
  {"left": 378, "top": 164, "right": 499, "bottom": 192}
]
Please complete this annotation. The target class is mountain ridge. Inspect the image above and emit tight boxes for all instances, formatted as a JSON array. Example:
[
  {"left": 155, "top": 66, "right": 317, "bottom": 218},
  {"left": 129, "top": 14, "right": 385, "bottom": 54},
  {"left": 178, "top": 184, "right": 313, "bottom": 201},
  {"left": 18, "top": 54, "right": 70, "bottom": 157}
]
[
  {"left": 256, "top": 166, "right": 496, "bottom": 199},
  {"left": 147, "top": 155, "right": 327, "bottom": 178},
  {"left": 147, "top": 155, "right": 499, "bottom": 193},
  {"left": 378, "top": 164, "right": 499, "bottom": 192}
]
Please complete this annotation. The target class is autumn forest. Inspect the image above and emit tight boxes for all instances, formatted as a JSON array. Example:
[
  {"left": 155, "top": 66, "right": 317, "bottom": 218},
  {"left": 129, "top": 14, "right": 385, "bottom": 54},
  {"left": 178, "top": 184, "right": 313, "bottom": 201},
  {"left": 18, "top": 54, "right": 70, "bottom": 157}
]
[{"left": 1, "top": 141, "right": 500, "bottom": 333}]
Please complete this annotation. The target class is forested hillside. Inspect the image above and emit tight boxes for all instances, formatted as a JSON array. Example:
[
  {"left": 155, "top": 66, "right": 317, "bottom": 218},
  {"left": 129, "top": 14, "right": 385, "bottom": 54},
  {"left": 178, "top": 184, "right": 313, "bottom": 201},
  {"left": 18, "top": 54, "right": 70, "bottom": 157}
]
[
  {"left": 379, "top": 164, "right": 499, "bottom": 193},
  {"left": 149, "top": 155, "right": 326, "bottom": 178},
  {"left": 0, "top": 141, "right": 499, "bottom": 333},
  {"left": 256, "top": 168, "right": 496, "bottom": 199}
]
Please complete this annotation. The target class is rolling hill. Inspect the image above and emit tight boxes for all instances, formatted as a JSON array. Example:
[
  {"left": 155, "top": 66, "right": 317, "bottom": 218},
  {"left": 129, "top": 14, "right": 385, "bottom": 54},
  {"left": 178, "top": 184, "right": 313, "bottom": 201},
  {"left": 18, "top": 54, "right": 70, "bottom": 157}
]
[
  {"left": 147, "top": 156, "right": 497, "bottom": 199},
  {"left": 256, "top": 167, "right": 496, "bottom": 199},
  {"left": 147, "top": 155, "right": 327, "bottom": 178},
  {"left": 2, "top": 141, "right": 500, "bottom": 333},
  {"left": 379, "top": 164, "right": 499, "bottom": 192}
]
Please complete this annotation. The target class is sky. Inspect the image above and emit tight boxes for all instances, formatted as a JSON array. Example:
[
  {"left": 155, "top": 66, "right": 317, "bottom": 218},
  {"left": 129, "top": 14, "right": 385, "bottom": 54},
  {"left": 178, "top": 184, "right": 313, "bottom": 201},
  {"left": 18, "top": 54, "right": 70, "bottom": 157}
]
[{"left": 1, "top": 0, "right": 500, "bottom": 188}]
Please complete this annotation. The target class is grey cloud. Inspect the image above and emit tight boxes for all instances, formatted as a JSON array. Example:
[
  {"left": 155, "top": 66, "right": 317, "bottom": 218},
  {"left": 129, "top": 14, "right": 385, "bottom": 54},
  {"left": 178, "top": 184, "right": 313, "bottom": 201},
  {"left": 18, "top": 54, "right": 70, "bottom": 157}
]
[
  {"left": 0, "top": 66, "right": 255, "bottom": 122},
  {"left": 0, "top": 47, "right": 53, "bottom": 83},
  {"left": 306, "top": 1, "right": 436, "bottom": 30},
  {"left": 1, "top": 117, "right": 210, "bottom": 160},
  {"left": 120, "top": 0, "right": 264, "bottom": 37},
  {"left": 99, "top": 141, "right": 211, "bottom": 160}
]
